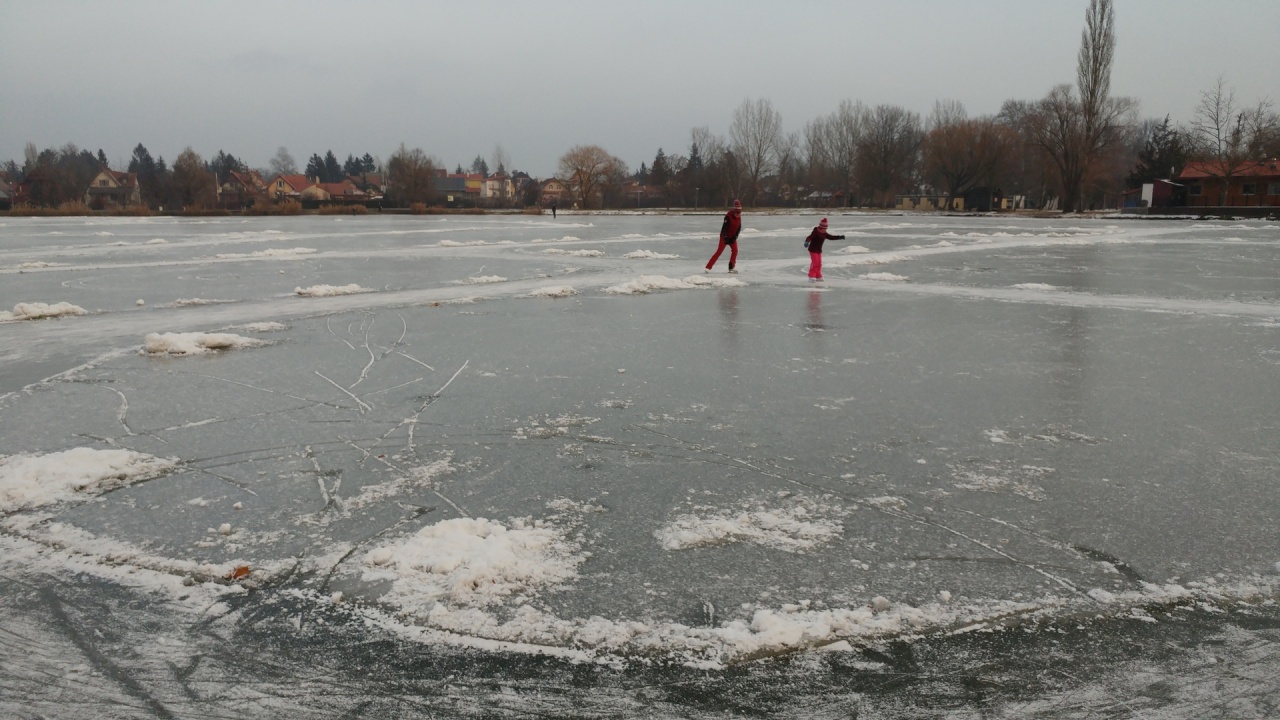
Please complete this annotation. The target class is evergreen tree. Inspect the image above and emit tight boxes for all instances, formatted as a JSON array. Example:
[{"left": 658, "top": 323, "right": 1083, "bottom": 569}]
[
  {"left": 637, "top": 162, "right": 649, "bottom": 184},
  {"left": 97, "top": 149, "right": 109, "bottom": 168},
  {"left": 471, "top": 155, "right": 488, "bottom": 176},
  {"left": 362, "top": 153, "right": 377, "bottom": 173},
  {"left": 128, "top": 143, "right": 165, "bottom": 207},
  {"left": 650, "top": 148, "right": 671, "bottom": 187},
  {"left": 323, "top": 150, "right": 342, "bottom": 183},
  {"left": 208, "top": 150, "right": 246, "bottom": 180},
  {"left": 1127, "top": 116, "right": 1187, "bottom": 187},
  {"left": 343, "top": 154, "right": 362, "bottom": 177},
  {"left": 455, "top": 164, "right": 464, "bottom": 175},
  {"left": 305, "top": 154, "right": 325, "bottom": 180}
]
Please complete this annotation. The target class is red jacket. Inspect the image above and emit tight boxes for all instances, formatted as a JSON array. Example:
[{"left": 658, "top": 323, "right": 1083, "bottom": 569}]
[
  {"left": 805, "top": 227, "right": 843, "bottom": 253},
  {"left": 719, "top": 209, "right": 742, "bottom": 243}
]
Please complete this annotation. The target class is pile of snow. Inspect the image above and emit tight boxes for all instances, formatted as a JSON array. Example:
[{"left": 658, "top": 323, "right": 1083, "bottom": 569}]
[
  {"left": 146, "top": 238, "right": 167, "bottom": 244},
  {"left": 526, "top": 286, "right": 577, "bottom": 298},
  {"left": 228, "top": 322, "right": 287, "bottom": 332},
  {"left": 465, "top": 275, "right": 507, "bottom": 284},
  {"left": 174, "top": 298, "right": 235, "bottom": 306},
  {"left": 858, "top": 273, "right": 909, "bottom": 282},
  {"left": 215, "top": 247, "right": 316, "bottom": 259},
  {"left": 541, "top": 248, "right": 605, "bottom": 257},
  {"left": 0, "top": 302, "right": 88, "bottom": 322},
  {"left": 605, "top": 275, "right": 695, "bottom": 295},
  {"left": 1011, "top": 283, "right": 1059, "bottom": 291},
  {"left": 0, "top": 448, "right": 177, "bottom": 511},
  {"left": 294, "top": 284, "right": 371, "bottom": 297},
  {"left": 15, "top": 261, "right": 68, "bottom": 269},
  {"left": 143, "top": 332, "right": 265, "bottom": 356},
  {"left": 623, "top": 250, "right": 681, "bottom": 259},
  {"left": 362, "top": 516, "right": 584, "bottom": 609},
  {"left": 656, "top": 498, "right": 844, "bottom": 553},
  {"left": 684, "top": 275, "right": 747, "bottom": 288},
  {"left": 839, "top": 253, "right": 910, "bottom": 266}
]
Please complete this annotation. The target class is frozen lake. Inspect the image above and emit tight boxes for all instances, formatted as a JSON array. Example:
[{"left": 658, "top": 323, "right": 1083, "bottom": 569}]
[{"left": 2, "top": 212, "right": 1278, "bottom": 718}]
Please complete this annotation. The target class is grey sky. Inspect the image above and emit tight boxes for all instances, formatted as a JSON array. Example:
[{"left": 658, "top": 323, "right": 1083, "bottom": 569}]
[{"left": 2, "top": 0, "right": 1277, "bottom": 178}]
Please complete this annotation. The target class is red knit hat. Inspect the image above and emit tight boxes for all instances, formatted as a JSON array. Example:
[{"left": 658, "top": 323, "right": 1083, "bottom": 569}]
[
  {"left": 732, "top": 199, "right": 742, "bottom": 209},
  {"left": 819, "top": 218, "right": 828, "bottom": 228}
]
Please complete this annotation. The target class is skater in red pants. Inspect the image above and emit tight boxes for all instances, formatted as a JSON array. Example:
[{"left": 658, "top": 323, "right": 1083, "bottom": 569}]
[
  {"left": 804, "top": 218, "right": 844, "bottom": 281},
  {"left": 705, "top": 199, "right": 743, "bottom": 273}
]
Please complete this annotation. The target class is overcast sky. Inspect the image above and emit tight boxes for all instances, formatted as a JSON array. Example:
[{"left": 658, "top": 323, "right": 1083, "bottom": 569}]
[{"left": 2, "top": 0, "right": 1277, "bottom": 178}]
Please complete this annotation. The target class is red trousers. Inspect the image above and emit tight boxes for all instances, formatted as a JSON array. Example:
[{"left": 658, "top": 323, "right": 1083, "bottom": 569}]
[
  {"left": 706, "top": 240, "right": 738, "bottom": 269},
  {"left": 808, "top": 251, "right": 823, "bottom": 279}
]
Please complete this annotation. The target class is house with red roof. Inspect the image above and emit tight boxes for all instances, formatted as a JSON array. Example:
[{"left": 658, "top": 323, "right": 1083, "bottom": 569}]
[
  {"left": 1177, "top": 158, "right": 1280, "bottom": 207},
  {"left": 266, "top": 174, "right": 314, "bottom": 200},
  {"left": 83, "top": 168, "right": 142, "bottom": 209},
  {"left": 217, "top": 170, "right": 268, "bottom": 209}
]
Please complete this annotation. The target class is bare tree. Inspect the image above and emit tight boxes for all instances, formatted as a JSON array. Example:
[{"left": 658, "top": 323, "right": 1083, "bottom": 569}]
[
  {"left": 805, "top": 100, "right": 866, "bottom": 207},
  {"left": 387, "top": 143, "right": 437, "bottom": 206},
  {"left": 729, "top": 97, "right": 783, "bottom": 205},
  {"left": 558, "top": 144, "right": 626, "bottom": 209},
  {"left": 1027, "top": 0, "right": 1136, "bottom": 211},
  {"left": 268, "top": 146, "right": 297, "bottom": 177},
  {"left": 856, "top": 104, "right": 923, "bottom": 207},
  {"left": 923, "top": 101, "right": 1012, "bottom": 210},
  {"left": 1188, "top": 77, "right": 1278, "bottom": 205},
  {"left": 172, "top": 147, "right": 215, "bottom": 209},
  {"left": 490, "top": 144, "right": 510, "bottom": 174}
]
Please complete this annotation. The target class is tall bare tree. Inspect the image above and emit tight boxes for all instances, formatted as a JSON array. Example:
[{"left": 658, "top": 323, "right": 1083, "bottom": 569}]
[
  {"left": 1028, "top": 0, "right": 1135, "bottom": 211},
  {"left": 558, "top": 144, "right": 626, "bottom": 209},
  {"left": 1188, "top": 77, "right": 1279, "bottom": 205},
  {"left": 387, "top": 143, "right": 437, "bottom": 206},
  {"left": 805, "top": 100, "right": 866, "bottom": 207},
  {"left": 268, "top": 146, "right": 297, "bottom": 177},
  {"left": 729, "top": 97, "right": 783, "bottom": 205}
]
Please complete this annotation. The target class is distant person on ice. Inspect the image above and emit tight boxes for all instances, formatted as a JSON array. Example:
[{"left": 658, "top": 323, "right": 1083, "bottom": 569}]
[
  {"left": 705, "top": 199, "right": 743, "bottom": 273},
  {"left": 804, "top": 217, "right": 844, "bottom": 282}
]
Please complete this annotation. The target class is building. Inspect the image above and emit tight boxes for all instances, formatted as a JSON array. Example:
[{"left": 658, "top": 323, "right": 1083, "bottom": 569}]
[
  {"left": 1177, "top": 159, "right": 1280, "bottom": 207},
  {"left": 895, "top": 194, "right": 964, "bottom": 212},
  {"left": 266, "top": 174, "right": 314, "bottom": 201},
  {"left": 538, "top": 178, "right": 571, "bottom": 207},
  {"left": 83, "top": 168, "right": 142, "bottom": 209},
  {"left": 216, "top": 170, "right": 268, "bottom": 209},
  {"left": 0, "top": 177, "right": 11, "bottom": 210}
]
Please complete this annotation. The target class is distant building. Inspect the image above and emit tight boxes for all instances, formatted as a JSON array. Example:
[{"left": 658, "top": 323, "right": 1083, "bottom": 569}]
[
  {"left": 216, "top": 170, "right": 267, "bottom": 209},
  {"left": 1177, "top": 159, "right": 1280, "bottom": 207},
  {"left": 895, "top": 194, "right": 964, "bottom": 212},
  {"left": 0, "top": 177, "right": 11, "bottom": 210},
  {"left": 266, "top": 174, "right": 314, "bottom": 200},
  {"left": 83, "top": 168, "right": 142, "bottom": 209},
  {"left": 538, "top": 178, "right": 570, "bottom": 207}
]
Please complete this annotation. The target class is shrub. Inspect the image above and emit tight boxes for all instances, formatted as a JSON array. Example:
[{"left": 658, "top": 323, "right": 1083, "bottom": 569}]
[
  {"left": 244, "top": 199, "right": 303, "bottom": 216},
  {"left": 409, "top": 202, "right": 429, "bottom": 214},
  {"left": 318, "top": 204, "right": 369, "bottom": 215},
  {"left": 110, "top": 205, "right": 154, "bottom": 216}
]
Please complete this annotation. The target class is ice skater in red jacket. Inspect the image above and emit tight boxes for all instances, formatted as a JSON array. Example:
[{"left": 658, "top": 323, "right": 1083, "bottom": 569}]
[
  {"left": 705, "top": 199, "right": 743, "bottom": 273},
  {"left": 804, "top": 218, "right": 844, "bottom": 281}
]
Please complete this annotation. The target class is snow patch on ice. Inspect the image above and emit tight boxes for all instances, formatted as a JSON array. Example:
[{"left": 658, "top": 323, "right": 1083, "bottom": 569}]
[
  {"left": 623, "top": 250, "right": 681, "bottom": 259},
  {"left": 143, "top": 332, "right": 266, "bottom": 356},
  {"left": 465, "top": 275, "right": 507, "bottom": 284},
  {"left": 14, "top": 261, "right": 69, "bottom": 269},
  {"left": 526, "top": 285, "right": 577, "bottom": 298},
  {"left": 541, "top": 248, "right": 605, "bottom": 257},
  {"left": 294, "top": 284, "right": 371, "bottom": 297},
  {"left": 0, "top": 301, "right": 88, "bottom": 322},
  {"left": 227, "top": 321, "right": 288, "bottom": 332},
  {"left": 0, "top": 448, "right": 177, "bottom": 511},
  {"left": 215, "top": 247, "right": 317, "bottom": 259},
  {"left": 858, "top": 272, "right": 909, "bottom": 282},
  {"left": 684, "top": 275, "right": 747, "bottom": 288},
  {"left": 174, "top": 298, "right": 236, "bottom": 306},
  {"left": 1011, "top": 283, "right": 1059, "bottom": 291},
  {"left": 604, "top": 275, "right": 695, "bottom": 295},
  {"left": 656, "top": 496, "right": 845, "bottom": 553}
]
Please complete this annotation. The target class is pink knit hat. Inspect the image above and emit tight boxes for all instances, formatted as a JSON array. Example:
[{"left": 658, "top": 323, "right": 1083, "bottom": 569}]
[
  {"left": 819, "top": 218, "right": 828, "bottom": 229},
  {"left": 732, "top": 199, "right": 742, "bottom": 209}
]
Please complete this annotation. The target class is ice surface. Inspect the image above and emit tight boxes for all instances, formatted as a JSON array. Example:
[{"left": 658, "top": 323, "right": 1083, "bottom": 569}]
[{"left": 2, "top": 212, "right": 1279, "bottom": 716}]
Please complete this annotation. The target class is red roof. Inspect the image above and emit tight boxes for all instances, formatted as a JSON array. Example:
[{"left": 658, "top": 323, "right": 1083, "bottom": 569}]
[
  {"left": 1179, "top": 158, "right": 1280, "bottom": 180},
  {"left": 104, "top": 169, "right": 138, "bottom": 188}
]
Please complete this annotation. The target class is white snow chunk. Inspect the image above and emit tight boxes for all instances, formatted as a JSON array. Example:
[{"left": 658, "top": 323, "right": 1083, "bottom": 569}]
[
  {"left": 871, "top": 596, "right": 891, "bottom": 612},
  {"left": 465, "top": 275, "right": 507, "bottom": 284},
  {"left": 858, "top": 272, "right": 909, "bottom": 282},
  {"left": 605, "top": 275, "right": 695, "bottom": 295},
  {"left": 623, "top": 250, "right": 681, "bottom": 259},
  {"left": 143, "top": 332, "right": 265, "bottom": 356},
  {"left": 135, "top": 299, "right": 146, "bottom": 306},
  {"left": 1011, "top": 283, "right": 1059, "bottom": 291},
  {"left": 837, "top": 245, "right": 871, "bottom": 254},
  {"left": 683, "top": 275, "right": 747, "bottom": 288},
  {"left": 0, "top": 302, "right": 88, "bottom": 322},
  {"left": 362, "top": 516, "right": 584, "bottom": 609},
  {"left": 294, "top": 284, "right": 371, "bottom": 297},
  {"left": 939, "top": 590, "right": 952, "bottom": 603},
  {"left": 526, "top": 285, "right": 577, "bottom": 298},
  {"left": 218, "top": 523, "right": 232, "bottom": 536},
  {"left": 541, "top": 248, "right": 604, "bottom": 257},
  {"left": 0, "top": 448, "right": 177, "bottom": 511}
]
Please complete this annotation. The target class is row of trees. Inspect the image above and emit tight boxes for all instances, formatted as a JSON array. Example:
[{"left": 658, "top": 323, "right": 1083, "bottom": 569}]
[{"left": 568, "top": 0, "right": 1277, "bottom": 211}]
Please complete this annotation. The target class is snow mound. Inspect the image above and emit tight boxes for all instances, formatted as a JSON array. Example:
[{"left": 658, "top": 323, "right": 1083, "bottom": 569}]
[
  {"left": 623, "top": 250, "right": 681, "bottom": 259},
  {"left": 174, "top": 298, "right": 235, "bottom": 306},
  {"left": 684, "top": 275, "right": 747, "bottom": 288},
  {"left": 294, "top": 284, "right": 371, "bottom": 297},
  {"left": 362, "top": 516, "right": 584, "bottom": 609},
  {"left": 465, "top": 275, "right": 507, "bottom": 284},
  {"left": 837, "top": 245, "right": 871, "bottom": 254},
  {"left": 143, "top": 332, "right": 266, "bottom": 356},
  {"left": 215, "top": 247, "right": 316, "bottom": 259},
  {"left": 526, "top": 286, "right": 577, "bottom": 298},
  {"left": 859, "top": 273, "right": 909, "bottom": 282},
  {"left": 656, "top": 498, "right": 844, "bottom": 553},
  {"left": 0, "top": 302, "right": 88, "bottom": 321},
  {"left": 605, "top": 275, "right": 695, "bottom": 295},
  {"left": 541, "top": 248, "right": 605, "bottom": 257},
  {"left": 0, "top": 448, "right": 177, "bottom": 511},
  {"left": 1011, "top": 283, "right": 1059, "bottom": 291}
]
